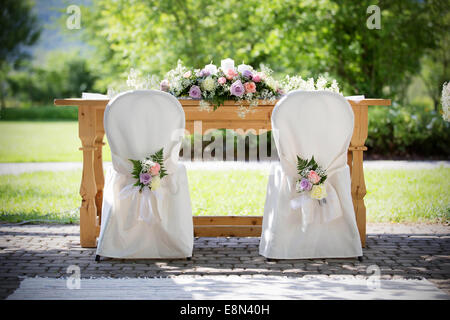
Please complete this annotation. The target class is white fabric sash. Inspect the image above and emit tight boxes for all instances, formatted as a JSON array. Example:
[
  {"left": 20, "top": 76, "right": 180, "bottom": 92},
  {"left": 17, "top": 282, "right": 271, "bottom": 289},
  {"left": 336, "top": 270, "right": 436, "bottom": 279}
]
[
  {"left": 278, "top": 151, "right": 347, "bottom": 231},
  {"left": 110, "top": 148, "right": 180, "bottom": 231},
  {"left": 118, "top": 183, "right": 163, "bottom": 227}
]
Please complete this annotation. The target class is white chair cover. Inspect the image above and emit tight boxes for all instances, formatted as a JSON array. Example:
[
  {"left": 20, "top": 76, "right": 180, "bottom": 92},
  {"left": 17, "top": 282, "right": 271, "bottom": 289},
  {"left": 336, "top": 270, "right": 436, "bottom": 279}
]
[
  {"left": 259, "top": 91, "right": 363, "bottom": 259},
  {"left": 96, "top": 90, "right": 193, "bottom": 259}
]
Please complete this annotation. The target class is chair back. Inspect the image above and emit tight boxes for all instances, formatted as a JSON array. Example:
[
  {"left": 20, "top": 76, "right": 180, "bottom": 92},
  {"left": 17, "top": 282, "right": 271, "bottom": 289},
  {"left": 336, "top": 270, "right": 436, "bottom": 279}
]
[
  {"left": 104, "top": 90, "right": 185, "bottom": 171},
  {"left": 271, "top": 91, "right": 354, "bottom": 172}
]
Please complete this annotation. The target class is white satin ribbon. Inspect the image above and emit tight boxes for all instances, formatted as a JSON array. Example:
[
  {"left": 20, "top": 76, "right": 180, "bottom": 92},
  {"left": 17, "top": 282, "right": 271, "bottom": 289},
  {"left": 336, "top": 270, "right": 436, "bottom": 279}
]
[
  {"left": 289, "top": 178, "right": 343, "bottom": 231},
  {"left": 274, "top": 138, "right": 347, "bottom": 231},
  {"left": 111, "top": 166, "right": 179, "bottom": 230},
  {"left": 118, "top": 184, "right": 164, "bottom": 229},
  {"left": 108, "top": 131, "right": 183, "bottom": 230}
]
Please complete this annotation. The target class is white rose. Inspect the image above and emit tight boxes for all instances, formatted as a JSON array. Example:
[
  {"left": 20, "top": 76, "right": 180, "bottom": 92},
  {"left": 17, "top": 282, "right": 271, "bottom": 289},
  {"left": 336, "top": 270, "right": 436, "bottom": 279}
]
[
  {"left": 150, "top": 176, "right": 161, "bottom": 190},
  {"left": 310, "top": 184, "right": 327, "bottom": 200}
]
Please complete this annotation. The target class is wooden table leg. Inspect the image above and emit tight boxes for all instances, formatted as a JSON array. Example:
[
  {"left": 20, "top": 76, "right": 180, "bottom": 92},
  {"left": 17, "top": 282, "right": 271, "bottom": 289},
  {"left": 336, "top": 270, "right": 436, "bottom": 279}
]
[
  {"left": 78, "top": 105, "right": 99, "bottom": 247},
  {"left": 350, "top": 105, "right": 369, "bottom": 248},
  {"left": 94, "top": 108, "right": 105, "bottom": 227}
]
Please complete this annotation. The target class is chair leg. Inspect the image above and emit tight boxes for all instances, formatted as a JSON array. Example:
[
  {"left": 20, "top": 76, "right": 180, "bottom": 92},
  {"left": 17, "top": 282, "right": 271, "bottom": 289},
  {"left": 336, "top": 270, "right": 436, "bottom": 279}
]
[
  {"left": 95, "top": 255, "right": 101, "bottom": 262},
  {"left": 266, "top": 258, "right": 277, "bottom": 262},
  {"left": 357, "top": 256, "right": 363, "bottom": 262},
  {"left": 186, "top": 257, "right": 192, "bottom": 261}
]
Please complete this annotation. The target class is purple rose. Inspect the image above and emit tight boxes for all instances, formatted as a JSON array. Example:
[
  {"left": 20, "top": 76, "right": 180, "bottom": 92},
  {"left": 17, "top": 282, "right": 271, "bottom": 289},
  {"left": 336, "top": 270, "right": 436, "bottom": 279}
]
[
  {"left": 242, "top": 69, "right": 253, "bottom": 79},
  {"left": 197, "top": 69, "right": 210, "bottom": 77},
  {"left": 160, "top": 79, "right": 170, "bottom": 92},
  {"left": 140, "top": 172, "right": 152, "bottom": 185},
  {"left": 300, "top": 178, "right": 312, "bottom": 191},
  {"left": 230, "top": 80, "right": 245, "bottom": 97},
  {"left": 189, "top": 85, "right": 202, "bottom": 99}
]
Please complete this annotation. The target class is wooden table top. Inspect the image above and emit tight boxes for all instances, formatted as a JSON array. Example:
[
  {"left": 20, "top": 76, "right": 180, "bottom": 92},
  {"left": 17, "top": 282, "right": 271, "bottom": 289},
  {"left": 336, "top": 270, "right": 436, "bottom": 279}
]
[{"left": 54, "top": 98, "right": 391, "bottom": 107}]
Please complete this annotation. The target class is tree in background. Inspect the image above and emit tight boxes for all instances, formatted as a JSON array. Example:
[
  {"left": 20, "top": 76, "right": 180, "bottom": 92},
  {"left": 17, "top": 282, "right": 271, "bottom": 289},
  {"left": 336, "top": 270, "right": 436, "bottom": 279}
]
[
  {"left": 81, "top": 0, "right": 441, "bottom": 101},
  {"left": 0, "top": 0, "right": 41, "bottom": 111},
  {"left": 8, "top": 51, "right": 98, "bottom": 106},
  {"left": 324, "top": 0, "right": 438, "bottom": 99},
  {"left": 419, "top": 0, "right": 449, "bottom": 111},
  {"left": 81, "top": 0, "right": 331, "bottom": 87}
]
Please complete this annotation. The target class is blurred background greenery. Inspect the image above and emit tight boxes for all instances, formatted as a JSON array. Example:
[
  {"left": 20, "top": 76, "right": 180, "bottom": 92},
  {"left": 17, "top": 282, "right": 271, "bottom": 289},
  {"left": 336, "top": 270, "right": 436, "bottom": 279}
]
[{"left": 0, "top": 0, "right": 449, "bottom": 158}]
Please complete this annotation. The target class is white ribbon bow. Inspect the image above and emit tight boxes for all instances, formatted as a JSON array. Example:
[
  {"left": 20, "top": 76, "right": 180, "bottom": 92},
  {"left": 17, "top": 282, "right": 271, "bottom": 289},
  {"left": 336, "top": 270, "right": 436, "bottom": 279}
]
[
  {"left": 289, "top": 177, "right": 343, "bottom": 232},
  {"left": 112, "top": 167, "right": 178, "bottom": 231},
  {"left": 277, "top": 149, "right": 347, "bottom": 231},
  {"left": 109, "top": 131, "right": 184, "bottom": 230},
  {"left": 119, "top": 184, "right": 164, "bottom": 229}
]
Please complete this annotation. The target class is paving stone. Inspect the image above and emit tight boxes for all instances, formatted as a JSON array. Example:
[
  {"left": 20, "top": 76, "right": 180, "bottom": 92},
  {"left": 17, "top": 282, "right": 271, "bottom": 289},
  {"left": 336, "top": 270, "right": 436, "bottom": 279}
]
[{"left": 0, "top": 223, "right": 449, "bottom": 299}]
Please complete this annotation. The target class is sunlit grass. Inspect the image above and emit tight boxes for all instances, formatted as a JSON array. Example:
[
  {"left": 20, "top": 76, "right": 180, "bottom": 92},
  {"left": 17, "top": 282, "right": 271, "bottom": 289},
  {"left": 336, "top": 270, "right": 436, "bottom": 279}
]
[
  {"left": 0, "top": 121, "right": 112, "bottom": 162},
  {"left": 364, "top": 167, "right": 450, "bottom": 223},
  {"left": 0, "top": 168, "right": 448, "bottom": 224}
]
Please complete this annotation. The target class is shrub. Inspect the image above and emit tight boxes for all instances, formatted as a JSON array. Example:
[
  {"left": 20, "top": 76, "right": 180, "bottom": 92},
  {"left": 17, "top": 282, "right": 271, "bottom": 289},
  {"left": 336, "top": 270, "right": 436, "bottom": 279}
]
[
  {"left": 0, "top": 106, "right": 77, "bottom": 121},
  {"left": 366, "top": 103, "right": 450, "bottom": 157}
]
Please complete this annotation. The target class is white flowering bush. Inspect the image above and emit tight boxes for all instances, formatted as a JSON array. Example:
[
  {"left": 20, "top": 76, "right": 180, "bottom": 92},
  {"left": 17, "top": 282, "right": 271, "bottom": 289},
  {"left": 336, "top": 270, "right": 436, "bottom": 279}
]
[
  {"left": 441, "top": 81, "right": 450, "bottom": 122},
  {"left": 281, "top": 75, "right": 340, "bottom": 93}
]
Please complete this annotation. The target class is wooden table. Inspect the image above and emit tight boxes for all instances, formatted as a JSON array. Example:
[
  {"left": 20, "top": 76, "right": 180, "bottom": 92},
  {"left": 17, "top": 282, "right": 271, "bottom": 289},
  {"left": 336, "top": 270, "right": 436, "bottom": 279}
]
[{"left": 54, "top": 98, "right": 391, "bottom": 248}]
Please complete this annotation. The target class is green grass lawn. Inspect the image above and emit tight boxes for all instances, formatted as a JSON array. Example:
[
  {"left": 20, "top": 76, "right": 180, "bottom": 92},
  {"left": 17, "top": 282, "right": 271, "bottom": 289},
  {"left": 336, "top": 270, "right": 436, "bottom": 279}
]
[
  {"left": 0, "top": 121, "right": 112, "bottom": 162},
  {"left": 0, "top": 168, "right": 448, "bottom": 224}
]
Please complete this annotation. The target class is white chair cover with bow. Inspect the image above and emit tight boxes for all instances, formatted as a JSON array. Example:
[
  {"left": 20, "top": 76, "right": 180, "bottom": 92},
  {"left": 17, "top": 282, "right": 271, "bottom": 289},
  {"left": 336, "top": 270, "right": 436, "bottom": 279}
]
[
  {"left": 259, "top": 91, "right": 363, "bottom": 259},
  {"left": 96, "top": 90, "right": 193, "bottom": 259}
]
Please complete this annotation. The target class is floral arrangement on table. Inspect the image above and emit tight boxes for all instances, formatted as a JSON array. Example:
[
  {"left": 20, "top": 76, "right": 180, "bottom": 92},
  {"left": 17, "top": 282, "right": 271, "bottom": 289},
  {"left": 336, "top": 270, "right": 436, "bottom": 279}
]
[
  {"left": 129, "top": 148, "right": 167, "bottom": 192},
  {"left": 441, "top": 81, "right": 450, "bottom": 122},
  {"left": 295, "top": 156, "right": 328, "bottom": 203},
  {"left": 111, "top": 58, "right": 341, "bottom": 118},
  {"left": 160, "top": 58, "right": 283, "bottom": 117}
]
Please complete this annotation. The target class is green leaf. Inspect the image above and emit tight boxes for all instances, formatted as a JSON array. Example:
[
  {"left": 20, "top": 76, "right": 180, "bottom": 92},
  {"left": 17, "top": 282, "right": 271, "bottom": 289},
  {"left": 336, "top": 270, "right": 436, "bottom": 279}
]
[
  {"left": 129, "top": 158, "right": 143, "bottom": 179},
  {"left": 296, "top": 155, "right": 308, "bottom": 172},
  {"left": 150, "top": 148, "right": 168, "bottom": 179}
]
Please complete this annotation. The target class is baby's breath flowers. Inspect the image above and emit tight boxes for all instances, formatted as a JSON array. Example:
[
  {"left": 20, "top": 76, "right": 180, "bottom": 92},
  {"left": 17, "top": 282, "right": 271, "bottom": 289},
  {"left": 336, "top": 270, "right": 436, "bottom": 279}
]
[{"left": 112, "top": 59, "right": 341, "bottom": 118}]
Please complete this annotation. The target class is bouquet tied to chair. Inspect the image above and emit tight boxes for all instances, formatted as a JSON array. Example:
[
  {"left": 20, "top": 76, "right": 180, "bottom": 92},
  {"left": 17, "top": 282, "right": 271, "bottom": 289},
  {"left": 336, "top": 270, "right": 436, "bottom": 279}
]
[
  {"left": 129, "top": 148, "right": 167, "bottom": 192},
  {"left": 293, "top": 155, "right": 328, "bottom": 204}
]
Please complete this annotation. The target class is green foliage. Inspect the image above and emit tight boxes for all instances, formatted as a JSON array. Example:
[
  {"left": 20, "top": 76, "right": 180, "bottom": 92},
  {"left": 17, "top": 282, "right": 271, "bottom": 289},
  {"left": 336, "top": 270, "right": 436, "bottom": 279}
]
[
  {"left": 0, "top": 106, "right": 78, "bottom": 121},
  {"left": 0, "top": 0, "right": 40, "bottom": 66},
  {"left": 129, "top": 148, "right": 168, "bottom": 191},
  {"left": 324, "top": 0, "right": 440, "bottom": 99},
  {"left": 7, "top": 51, "right": 98, "bottom": 106},
  {"left": 150, "top": 148, "right": 168, "bottom": 178},
  {"left": 81, "top": 0, "right": 444, "bottom": 102},
  {"left": 296, "top": 155, "right": 327, "bottom": 184},
  {"left": 0, "top": 0, "right": 41, "bottom": 110},
  {"left": 366, "top": 103, "right": 450, "bottom": 157},
  {"left": 418, "top": 1, "right": 450, "bottom": 110},
  {"left": 129, "top": 159, "right": 143, "bottom": 188}
]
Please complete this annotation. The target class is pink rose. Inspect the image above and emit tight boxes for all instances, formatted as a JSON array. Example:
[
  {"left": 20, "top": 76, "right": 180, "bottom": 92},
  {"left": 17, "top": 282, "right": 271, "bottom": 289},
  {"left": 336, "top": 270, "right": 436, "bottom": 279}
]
[
  {"left": 252, "top": 74, "right": 261, "bottom": 82},
  {"left": 183, "top": 71, "right": 192, "bottom": 78},
  {"left": 149, "top": 163, "right": 160, "bottom": 175},
  {"left": 308, "top": 170, "right": 321, "bottom": 184},
  {"left": 226, "top": 69, "right": 238, "bottom": 80},
  {"left": 244, "top": 81, "right": 256, "bottom": 93},
  {"left": 218, "top": 77, "right": 227, "bottom": 85}
]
